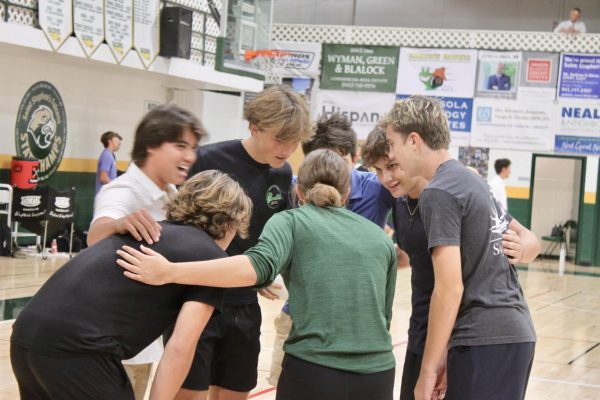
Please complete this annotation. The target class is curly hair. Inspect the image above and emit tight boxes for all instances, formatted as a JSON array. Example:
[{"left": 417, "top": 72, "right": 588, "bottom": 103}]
[
  {"left": 166, "top": 170, "right": 252, "bottom": 240},
  {"left": 302, "top": 112, "right": 357, "bottom": 157},
  {"left": 361, "top": 127, "right": 389, "bottom": 168}
]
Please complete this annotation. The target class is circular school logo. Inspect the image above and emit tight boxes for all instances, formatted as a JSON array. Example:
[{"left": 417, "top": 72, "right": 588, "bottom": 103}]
[
  {"left": 266, "top": 185, "right": 284, "bottom": 210},
  {"left": 15, "top": 81, "right": 67, "bottom": 182}
]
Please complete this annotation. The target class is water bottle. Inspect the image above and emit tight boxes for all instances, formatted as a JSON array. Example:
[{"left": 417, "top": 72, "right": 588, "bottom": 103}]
[{"left": 51, "top": 239, "right": 57, "bottom": 254}]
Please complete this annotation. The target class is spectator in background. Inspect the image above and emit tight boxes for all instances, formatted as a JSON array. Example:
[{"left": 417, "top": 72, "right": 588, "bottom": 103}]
[
  {"left": 96, "top": 131, "right": 122, "bottom": 194},
  {"left": 554, "top": 7, "right": 586, "bottom": 34},
  {"left": 489, "top": 158, "right": 511, "bottom": 211}
]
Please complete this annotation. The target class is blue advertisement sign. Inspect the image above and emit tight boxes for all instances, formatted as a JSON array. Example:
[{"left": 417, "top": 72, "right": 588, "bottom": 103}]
[
  {"left": 555, "top": 135, "right": 600, "bottom": 155},
  {"left": 558, "top": 54, "right": 600, "bottom": 100},
  {"left": 396, "top": 95, "right": 473, "bottom": 132}
]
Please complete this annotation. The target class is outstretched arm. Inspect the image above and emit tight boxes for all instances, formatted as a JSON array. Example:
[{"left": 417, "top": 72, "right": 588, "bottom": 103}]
[
  {"left": 88, "top": 210, "right": 162, "bottom": 246},
  {"left": 117, "top": 245, "right": 258, "bottom": 287}
]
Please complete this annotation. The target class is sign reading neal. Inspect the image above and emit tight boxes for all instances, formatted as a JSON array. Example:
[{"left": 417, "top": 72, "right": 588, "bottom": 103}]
[
  {"left": 105, "top": 0, "right": 133, "bottom": 63},
  {"left": 321, "top": 44, "right": 399, "bottom": 92},
  {"left": 14, "top": 82, "right": 67, "bottom": 182},
  {"left": 74, "top": 0, "right": 105, "bottom": 57}
]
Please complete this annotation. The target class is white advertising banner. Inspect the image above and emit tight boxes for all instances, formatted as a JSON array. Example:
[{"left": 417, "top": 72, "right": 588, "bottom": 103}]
[
  {"left": 475, "top": 51, "right": 522, "bottom": 99},
  {"left": 396, "top": 48, "right": 478, "bottom": 98},
  {"left": 471, "top": 99, "right": 555, "bottom": 151},
  {"left": 105, "top": 0, "right": 133, "bottom": 63},
  {"left": 314, "top": 90, "right": 396, "bottom": 140},
  {"left": 555, "top": 102, "right": 600, "bottom": 155},
  {"left": 39, "top": 0, "right": 73, "bottom": 50},
  {"left": 74, "top": 0, "right": 104, "bottom": 57},
  {"left": 271, "top": 41, "right": 322, "bottom": 79},
  {"left": 133, "top": 0, "right": 160, "bottom": 68},
  {"left": 517, "top": 52, "right": 560, "bottom": 101}
]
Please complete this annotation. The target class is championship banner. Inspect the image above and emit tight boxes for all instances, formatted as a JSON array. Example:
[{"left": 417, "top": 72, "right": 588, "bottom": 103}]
[
  {"left": 397, "top": 95, "right": 471, "bottom": 147},
  {"left": 396, "top": 48, "right": 477, "bottom": 98},
  {"left": 314, "top": 91, "right": 396, "bottom": 139},
  {"left": 271, "top": 41, "right": 322, "bottom": 78},
  {"left": 321, "top": 44, "right": 399, "bottom": 92},
  {"left": 39, "top": 0, "right": 73, "bottom": 50},
  {"left": 475, "top": 51, "right": 521, "bottom": 99},
  {"left": 558, "top": 53, "right": 600, "bottom": 100},
  {"left": 517, "top": 52, "right": 560, "bottom": 101},
  {"left": 74, "top": 0, "right": 104, "bottom": 57},
  {"left": 555, "top": 102, "right": 600, "bottom": 155},
  {"left": 471, "top": 99, "right": 555, "bottom": 151},
  {"left": 133, "top": 0, "right": 160, "bottom": 68}
]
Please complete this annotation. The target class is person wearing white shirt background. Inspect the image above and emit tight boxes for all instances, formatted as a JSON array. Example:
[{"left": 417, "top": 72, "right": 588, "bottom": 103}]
[
  {"left": 554, "top": 7, "right": 587, "bottom": 34},
  {"left": 489, "top": 158, "right": 511, "bottom": 211}
]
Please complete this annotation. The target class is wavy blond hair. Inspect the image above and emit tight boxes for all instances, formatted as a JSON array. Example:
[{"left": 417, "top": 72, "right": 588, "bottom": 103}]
[
  {"left": 166, "top": 170, "right": 252, "bottom": 240},
  {"left": 380, "top": 95, "right": 450, "bottom": 150},
  {"left": 297, "top": 149, "right": 350, "bottom": 208}
]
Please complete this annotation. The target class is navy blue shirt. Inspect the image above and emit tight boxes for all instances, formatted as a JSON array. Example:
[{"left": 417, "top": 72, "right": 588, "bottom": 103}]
[
  {"left": 392, "top": 196, "right": 433, "bottom": 354},
  {"left": 347, "top": 169, "right": 394, "bottom": 229}
]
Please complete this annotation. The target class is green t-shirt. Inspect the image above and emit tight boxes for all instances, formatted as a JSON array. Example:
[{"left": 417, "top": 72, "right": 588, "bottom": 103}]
[{"left": 246, "top": 204, "right": 397, "bottom": 374}]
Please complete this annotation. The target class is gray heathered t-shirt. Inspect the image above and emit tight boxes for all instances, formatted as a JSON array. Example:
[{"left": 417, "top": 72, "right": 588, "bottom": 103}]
[{"left": 420, "top": 159, "right": 536, "bottom": 348}]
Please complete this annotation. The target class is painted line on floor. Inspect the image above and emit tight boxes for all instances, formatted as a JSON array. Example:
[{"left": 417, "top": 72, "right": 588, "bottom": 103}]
[
  {"left": 569, "top": 342, "right": 600, "bottom": 365},
  {"left": 249, "top": 340, "right": 408, "bottom": 398},
  {"left": 530, "top": 377, "right": 600, "bottom": 389}
]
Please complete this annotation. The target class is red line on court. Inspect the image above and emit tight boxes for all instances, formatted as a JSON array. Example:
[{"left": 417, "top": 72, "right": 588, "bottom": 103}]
[{"left": 248, "top": 340, "right": 408, "bottom": 398}]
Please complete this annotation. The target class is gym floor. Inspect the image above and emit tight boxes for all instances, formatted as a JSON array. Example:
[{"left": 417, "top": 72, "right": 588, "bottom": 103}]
[{"left": 1, "top": 254, "right": 599, "bottom": 399}]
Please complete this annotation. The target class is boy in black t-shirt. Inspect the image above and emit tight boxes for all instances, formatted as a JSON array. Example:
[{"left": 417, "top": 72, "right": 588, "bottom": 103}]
[
  {"left": 180, "top": 85, "right": 313, "bottom": 400},
  {"left": 382, "top": 96, "right": 540, "bottom": 400},
  {"left": 362, "top": 127, "right": 541, "bottom": 400},
  {"left": 10, "top": 171, "right": 252, "bottom": 400}
]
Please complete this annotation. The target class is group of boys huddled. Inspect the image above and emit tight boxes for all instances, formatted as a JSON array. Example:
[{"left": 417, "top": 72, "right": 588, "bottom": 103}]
[{"left": 10, "top": 85, "right": 541, "bottom": 400}]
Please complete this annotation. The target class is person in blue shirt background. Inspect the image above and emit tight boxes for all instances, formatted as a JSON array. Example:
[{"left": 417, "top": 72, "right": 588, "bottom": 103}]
[{"left": 96, "top": 131, "right": 122, "bottom": 194}]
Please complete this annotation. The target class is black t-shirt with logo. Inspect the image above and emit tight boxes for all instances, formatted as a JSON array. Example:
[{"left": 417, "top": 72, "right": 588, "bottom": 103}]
[
  {"left": 391, "top": 196, "right": 434, "bottom": 355},
  {"left": 11, "top": 222, "right": 225, "bottom": 359},
  {"left": 191, "top": 140, "right": 291, "bottom": 305}
]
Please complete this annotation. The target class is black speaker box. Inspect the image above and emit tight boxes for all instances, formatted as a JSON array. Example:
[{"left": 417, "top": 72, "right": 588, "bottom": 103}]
[{"left": 160, "top": 6, "right": 193, "bottom": 59}]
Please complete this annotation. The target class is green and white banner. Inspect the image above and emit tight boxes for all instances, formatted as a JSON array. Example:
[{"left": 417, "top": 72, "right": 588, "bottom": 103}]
[{"left": 321, "top": 44, "right": 399, "bottom": 92}]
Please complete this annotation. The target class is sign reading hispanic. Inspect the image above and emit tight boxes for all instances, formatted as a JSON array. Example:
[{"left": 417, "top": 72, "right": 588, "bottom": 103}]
[
  {"left": 133, "top": 0, "right": 160, "bottom": 68},
  {"left": 105, "top": 0, "right": 133, "bottom": 63},
  {"left": 39, "top": 0, "right": 73, "bottom": 50},
  {"left": 558, "top": 53, "right": 600, "bottom": 100},
  {"left": 396, "top": 48, "right": 478, "bottom": 98},
  {"left": 555, "top": 102, "right": 600, "bottom": 155},
  {"left": 320, "top": 44, "right": 399, "bottom": 92},
  {"left": 397, "top": 95, "right": 472, "bottom": 147},
  {"left": 314, "top": 91, "right": 396, "bottom": 139},
  {"left": 471, "top": 98, "right": 555, "bottom": 151},
  {"left": 74, "top": 0, "right": 104, "bottom": 57},
  {"left": 14, "top": 82, "right": 67, "bottom": 182},
  {"left": 517, "top": 52, "right": 560, "bottom": 101},
  {"left": 271, "top": 41, "right": 322, "bottom": 79},
  {"left": 475, "top": 51, "right": 521, "bottom": 99}
]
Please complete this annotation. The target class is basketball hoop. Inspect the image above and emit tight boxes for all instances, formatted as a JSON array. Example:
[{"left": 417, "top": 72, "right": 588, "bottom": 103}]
[{"left": 244, "top": 49, "right": 291, "bottom": 85}]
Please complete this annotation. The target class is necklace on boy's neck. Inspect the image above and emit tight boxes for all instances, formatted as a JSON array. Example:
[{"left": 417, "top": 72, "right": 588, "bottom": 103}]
[{"left": 406, "top": 198, "right": 419, "bottom": 222}]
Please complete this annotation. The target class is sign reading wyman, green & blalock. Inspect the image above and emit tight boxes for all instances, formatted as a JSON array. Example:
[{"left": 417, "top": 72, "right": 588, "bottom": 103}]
[{"left": 321, "top": 44, "right": 399, "bottom": 92}]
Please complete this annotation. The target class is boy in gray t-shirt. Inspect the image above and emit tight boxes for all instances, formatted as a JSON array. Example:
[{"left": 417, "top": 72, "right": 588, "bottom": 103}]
[{"left": 382, "top": 96, "right": 539, "bottom": 400}]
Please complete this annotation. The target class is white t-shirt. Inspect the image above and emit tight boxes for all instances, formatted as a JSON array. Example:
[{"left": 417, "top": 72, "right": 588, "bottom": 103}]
[
  {"left": 488, "top": 174, "right": 508, "bottom": 211},
  {"left": 554, "top": 20, "right": 587, "bottom": 33},
  {"left": 93, "top": 162, "right": 174, "bottom": 364}
]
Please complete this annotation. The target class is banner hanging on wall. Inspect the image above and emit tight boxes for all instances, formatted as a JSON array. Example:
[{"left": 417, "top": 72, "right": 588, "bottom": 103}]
[
  {"left": 557, "top": 53, "right": 600, "bottom": 100},
  {"left": 396, "top": 95, "right": 472, "bottom": 147},
  {"left": 39, "top": 0, "right": 73, "bottom": 50},
  {"left": 517, "top": 52, "right": 560, "bottom": 101},
  {"left": 133, "top": 0, "right": 160, "bottom": 68},
  {"left": 14, "top": 81, "right": 67, "bottom": 182},
  {"left": 74, "top": 0, "right": 105, "bottom": 57},
  {"left": 105, "top": 0, "right": 133, "bottom": 63},
  {"left": 475, "top": 51, "right": 521, "bottom": 99},
  {"left": 396, "top": 48, "right": 478, "bottom": 98},
  {"left": 320, "top": 44, "right": 399, "bottom": 92},
  {"left": 271, "top": 41, "right": 322, "bottom": 79},
  {"left": 314, "top": 91, "right": 396, "bottom": 139},
  {"left": 555, "top": 102, "right": 600, "bottom": 155},
  {"left": 470, "top": 98, "right": 555, "bottom": 151}
]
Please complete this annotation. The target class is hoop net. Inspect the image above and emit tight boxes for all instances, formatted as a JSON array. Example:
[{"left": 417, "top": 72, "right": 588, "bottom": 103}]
[{"left": 244, "top": 50, "right": 291, "bottom": 85}]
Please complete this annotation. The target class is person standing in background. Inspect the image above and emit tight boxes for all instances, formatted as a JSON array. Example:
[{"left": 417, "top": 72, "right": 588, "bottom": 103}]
[
  {"left": 96, "top": 131, "right": 122, "bottom": 194},
  {"left": 489, "top": 158, "right": 511, "bottom": 210},
  {"left": 554, "top": 7, "right": 586, "bottom": 34}
]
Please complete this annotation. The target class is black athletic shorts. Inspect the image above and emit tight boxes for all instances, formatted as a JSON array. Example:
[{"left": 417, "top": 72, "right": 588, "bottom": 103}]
[
  {"left": 10, "top": 344, "right": 134, "bottom": 400},
  {"left": 446, "top": 342, "right": 535, "bottom": 400},
  {"left": 276, "top": 353, "right": 395, "bottom": 400},
  {"left": 399, "top": 350, "right": 423, "bottom": 400},
  {"left": 175, "top": 302, "right": 262, "bottom": 392}
]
